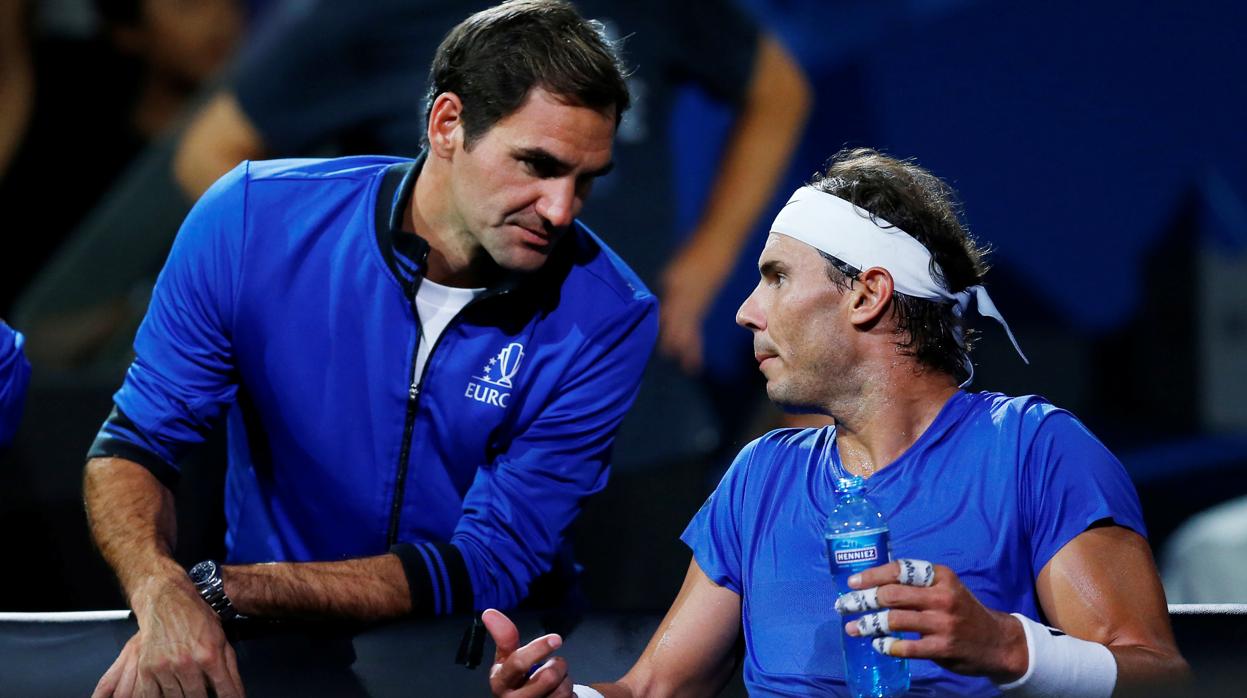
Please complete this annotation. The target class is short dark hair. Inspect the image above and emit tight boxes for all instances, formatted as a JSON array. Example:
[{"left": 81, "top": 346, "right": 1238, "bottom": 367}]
[
  {"left": 811, "top": 148, "right": 990, "bottom": 381},
  {"left": 425, "top": 0, "right": 630, "bottom": 148}
]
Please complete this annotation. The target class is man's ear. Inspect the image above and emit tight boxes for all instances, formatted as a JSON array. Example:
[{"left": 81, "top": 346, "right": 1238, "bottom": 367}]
[
  {"left": 847, "top": 267, "right": 895, "bottom": 328},
  {"left": 426, "top": 92, "right": 464, "bottom": 159}
]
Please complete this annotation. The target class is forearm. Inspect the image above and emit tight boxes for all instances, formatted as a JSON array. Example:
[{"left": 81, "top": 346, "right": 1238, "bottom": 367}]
[
  {"left": 985, "top": 610, "right": 1187, "bottom": 689},
  {"left": 1108, "top": 644, "right": 1191, "bottom": 694},
  {"left": 173, "top": 92, "right": 265, "bottom": 200},
  {"left": 83, "top": 457, "right": 189, "bottom": 613},
  {"left": 591, "top": 676, "right": 715, "bottom": 698},
  {"left": 680, "top": 36, "right": 811, "bottom": 266},
  {"left": 222, "top": 554, "right": 411, "bottom": 622}
]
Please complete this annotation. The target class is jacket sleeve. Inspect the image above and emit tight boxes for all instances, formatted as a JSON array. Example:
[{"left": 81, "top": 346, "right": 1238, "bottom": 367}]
[
  {"left": 395, "top": 295, "right": 658, "bottom": 614},
  {"left": 0, "top": 321, "right": 31, "bottom": 448},
  {"left": 87, "top": 163, "right": 248, "bottom": 487}
]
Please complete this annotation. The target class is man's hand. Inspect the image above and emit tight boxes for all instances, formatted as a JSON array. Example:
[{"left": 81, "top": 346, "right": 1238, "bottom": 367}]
[
  {"left": 93, "top": 574, "right": 243, "bottom": 698},
  {"left": 482, "top": 608, "right": 573, "bottom": 698},
  {"left": 836, "top": 560, "right": 1029, "bottom": 683},
  {"left": 658, "top": 239, "right": 734, "bottom": 375}
]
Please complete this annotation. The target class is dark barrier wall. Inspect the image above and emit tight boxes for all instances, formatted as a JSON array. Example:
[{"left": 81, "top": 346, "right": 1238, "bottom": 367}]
[{"left": 1, "top": 607, "right": 1244, "bottom": 697}]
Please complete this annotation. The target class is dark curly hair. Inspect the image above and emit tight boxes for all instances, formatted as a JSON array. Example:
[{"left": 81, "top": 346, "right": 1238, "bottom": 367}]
[
  {"left": 810, "top": 148, "right": 990, "bottom": 381},
  {"left": 425, "top": 0, "right": 630, "bottom": 149}
]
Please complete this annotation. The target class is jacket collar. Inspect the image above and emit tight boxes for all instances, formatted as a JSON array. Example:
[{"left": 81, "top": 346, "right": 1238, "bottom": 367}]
[{"left": 374, "top": 153, "right": 428, "bottom": 295}]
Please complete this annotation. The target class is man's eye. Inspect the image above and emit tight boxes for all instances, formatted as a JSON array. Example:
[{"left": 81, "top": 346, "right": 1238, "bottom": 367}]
[{"left": 523, "top": 158, "right": 557, "bottom": 178}]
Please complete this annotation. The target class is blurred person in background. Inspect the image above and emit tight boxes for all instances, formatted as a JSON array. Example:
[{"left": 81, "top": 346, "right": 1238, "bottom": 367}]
[
  {"left": 94, "top": 0, "right": 241, "bottom": 141},
  {"left": 1162, "top": 496, "right": 1247, "bottom": 603},
  {"left": 0, "top": 0, "right": 242, "bottom": 317}
]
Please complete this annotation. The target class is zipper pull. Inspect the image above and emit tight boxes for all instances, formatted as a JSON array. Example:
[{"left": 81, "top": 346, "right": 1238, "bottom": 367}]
[{"left": 409, "top": 380, "right": 419, "bottom": 400}]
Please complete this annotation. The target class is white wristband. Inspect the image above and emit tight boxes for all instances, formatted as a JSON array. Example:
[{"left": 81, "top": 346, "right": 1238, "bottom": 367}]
[
  {"left": 997, "top": 613, "right": 1117, "bottom": 698},
  {"left": 572, "top": 685, "right": 605, "bottom": 698}
]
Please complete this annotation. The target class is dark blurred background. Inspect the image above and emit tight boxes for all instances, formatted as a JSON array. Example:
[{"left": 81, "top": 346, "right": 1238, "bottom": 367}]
[{"left": 2, "top": 0, "right": 1245, "bottom": 629}]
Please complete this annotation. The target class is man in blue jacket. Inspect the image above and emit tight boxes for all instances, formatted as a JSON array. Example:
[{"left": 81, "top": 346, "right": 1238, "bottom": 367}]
[{"left": 85, "top": 2, "right": 656, "bottom": 696}]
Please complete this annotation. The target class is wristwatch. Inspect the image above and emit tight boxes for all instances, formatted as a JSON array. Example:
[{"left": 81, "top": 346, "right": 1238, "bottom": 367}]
[{"left": 188, "top": 560, "right": 245, "bottom": 621}]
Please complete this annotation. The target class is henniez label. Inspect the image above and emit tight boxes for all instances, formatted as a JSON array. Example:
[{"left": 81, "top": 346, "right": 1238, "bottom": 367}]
[
  {"left": 827, "top": 527, "right": 888, "bottom": 571},
  {"left": 833, "top": 547, "right": 879, "bottom": 565}
]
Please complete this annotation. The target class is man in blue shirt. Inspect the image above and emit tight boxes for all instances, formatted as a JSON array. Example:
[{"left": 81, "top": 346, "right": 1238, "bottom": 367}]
[
  {"left": 485, "top": 149, "right": 1188, "bottom": 697},
  {"left": 85, "top": 3, "right": 656, "bottom": 697}
]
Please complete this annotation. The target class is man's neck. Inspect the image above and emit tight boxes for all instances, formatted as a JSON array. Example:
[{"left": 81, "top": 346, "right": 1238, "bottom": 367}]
[
  {"left": 407, "top": 160, "right": 498, "bottom": 288},
  {"left": 829, "top": 365, "right": 959, "bottom": 478}
]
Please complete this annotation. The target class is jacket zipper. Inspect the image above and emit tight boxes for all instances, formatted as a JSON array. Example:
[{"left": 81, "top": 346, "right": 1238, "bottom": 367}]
[{"left": 385, "top": 276, "right": 512, "bottom": 546}]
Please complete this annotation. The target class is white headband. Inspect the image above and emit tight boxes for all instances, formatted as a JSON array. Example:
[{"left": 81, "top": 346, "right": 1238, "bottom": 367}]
[{"left": 770, "top": 186, "right": 1028, "bottom": 385}]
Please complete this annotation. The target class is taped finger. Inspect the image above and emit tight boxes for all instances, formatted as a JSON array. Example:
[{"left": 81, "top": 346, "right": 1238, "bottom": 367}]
[
  {"left": 834, "top": 586, "right": 880, "bottom": 614},
  {"left": 872, "top": 636, "right": 900, "bottom": 656},
  {"left": 855, "top": 610, "right": 892, "bottom": 637},
  {"left": 896, "top": 559, "right": 935, "bottom": 587}
]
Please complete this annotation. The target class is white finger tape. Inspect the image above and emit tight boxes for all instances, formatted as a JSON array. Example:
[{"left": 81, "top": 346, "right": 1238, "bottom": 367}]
[
  {"left": 856, "top": 610, "right": 892, "bottom": 637},
  {"left": 896, "top": 559, "right": 935, "bottom": 587},
  {"left": 835, "top": 586, "right": 881, "bottom": 614},
  {"left": 872, "top": 636, "right": 899, "bottom": 656},
  {"left": 572, "top": 685, "right": 605, "bottom": 698}
]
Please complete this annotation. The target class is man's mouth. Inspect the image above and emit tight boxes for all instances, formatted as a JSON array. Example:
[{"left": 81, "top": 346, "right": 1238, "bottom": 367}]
[{"left": 511, "top": 223, "right": 552, "bottom": 247}]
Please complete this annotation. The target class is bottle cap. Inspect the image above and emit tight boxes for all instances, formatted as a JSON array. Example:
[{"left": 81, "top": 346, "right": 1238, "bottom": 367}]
[{"left": 836, "top": 476, "right": 865, "bottom": 493}]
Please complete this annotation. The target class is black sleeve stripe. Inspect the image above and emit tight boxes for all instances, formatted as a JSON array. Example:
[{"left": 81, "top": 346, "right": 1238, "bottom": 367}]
[
  {"left": 87, "top": 407, "right": 181, "bottom": 490},
  {"left": 389, "top": 541, "right": 474, "bottom": 616},
  {"left": 390, "top": 542, "right": 435, "bottom": 615},
  {"left": 435, "top": 542, "right": 472, "bottom": 615}
]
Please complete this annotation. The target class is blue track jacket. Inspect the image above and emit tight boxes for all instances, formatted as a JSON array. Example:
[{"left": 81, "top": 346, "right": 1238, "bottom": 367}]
[{"left": 90, "top": 155, "right": 658, "bottom": 614}]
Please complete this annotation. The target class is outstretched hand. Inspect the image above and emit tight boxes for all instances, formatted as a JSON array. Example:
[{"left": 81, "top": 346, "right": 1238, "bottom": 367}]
[{"left": 482, "top": 609, "right": 574, "bottom": 698}]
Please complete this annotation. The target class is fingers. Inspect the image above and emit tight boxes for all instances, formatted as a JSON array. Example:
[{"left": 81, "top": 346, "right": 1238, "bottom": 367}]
[
  {"left": 837, "top": 582, "right": 957, "bottom": 618},
  {"left": 895, "top": 559, "right": 935, "bottom": 587},
  {"left": 116, "top": 654, "right": 140, "bottom": 698},
  {"left": 482, "top": 608, "right": 521, "bottom": 664},
  {"left": 870, "top": 635, "right": 957, "bottom": 661},
  {"left": 134, "top": 671, "right": 166, "bottom": 698},
  {"left": 848, "top": 560, "right": 942, "bottom": 591},
  {"left": 852, "top": 609, "right": 892, "bottom": 637},
  {"left": 836, "top": 560, "right": 950, "bottom": 614},
  {"left": 490, "top": 634, "right": 563, "bottom": 691},
  {"left": 551, "top": 676, "right": 574, "bottom": 698},
  {"left": 222, "top": 643, "right": 245, "bottom": 698},
  {"left": 149, "top": 667, "right": 185, "bottom": 698},
  {"left": 514, "top": 656, "right": 569, "bottom": 698},
  {"left": 94, "top": 635, "right": 138, "bottom": 698},
  {"left": 171, "top": 653, "right": 205, "bottom": 698},
  {"left": 834, "top": 587, "right": 880, "bottom": 614},
  {"left": 846, "top": 609, "right": 943, "bottom": 638},
  {"left": 658, "top": 318, "right": 704, "bottom": 375},
  {"left": 178, "top": 672, "right": 209, "bottom": 698},
  {"left": 872, "top": 636, "right": 901, "bottom": 657},
  {"left": 204, "top": 646, "right": 244, "bottom": 698}
]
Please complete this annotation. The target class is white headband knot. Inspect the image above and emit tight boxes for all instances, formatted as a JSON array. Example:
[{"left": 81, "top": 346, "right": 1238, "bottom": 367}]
[{"left": 770, "top": 186, "right": 1028, "bottom": 385}]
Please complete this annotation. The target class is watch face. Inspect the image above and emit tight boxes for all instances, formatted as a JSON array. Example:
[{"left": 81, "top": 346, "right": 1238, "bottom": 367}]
[{"left": 188, "top": 560, "right": 218, "bottom": 585}]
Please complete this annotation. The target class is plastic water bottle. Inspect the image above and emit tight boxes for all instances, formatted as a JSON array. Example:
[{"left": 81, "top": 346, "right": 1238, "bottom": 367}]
[{"left": 825, "top": 476, "right": 910, "bottom": 698}]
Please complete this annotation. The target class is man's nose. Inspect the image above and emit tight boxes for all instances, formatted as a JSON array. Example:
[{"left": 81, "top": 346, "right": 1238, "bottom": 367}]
[
  {"left": 536, "top": 178, "right": 577, "bottom": 229},
  {"left": 736, "top": 284, "right": 765, "bottom": 331}
]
